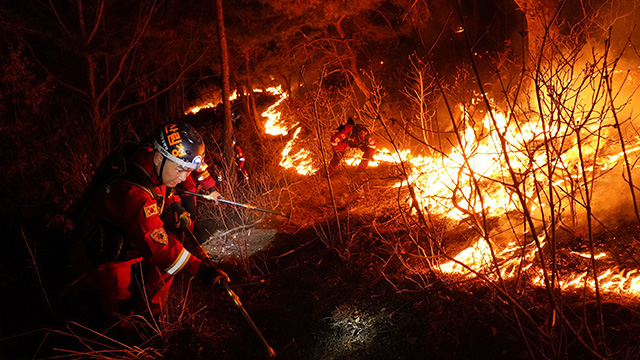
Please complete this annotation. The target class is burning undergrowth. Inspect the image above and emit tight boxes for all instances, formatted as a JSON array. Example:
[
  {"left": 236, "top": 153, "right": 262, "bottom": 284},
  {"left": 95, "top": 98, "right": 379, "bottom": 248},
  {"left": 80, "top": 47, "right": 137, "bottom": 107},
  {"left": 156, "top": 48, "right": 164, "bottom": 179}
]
[
  {"left": 169, "top": 57, "right": 640, "bottom": 357},
  {"left": 207, "top": 165, "right": 640, "bottom": 359},
  {"left": 8, "top": 14, "right": 640, "bottom": 360},
  {"left": 265, "top": 169, "right": 640, "bottom": 359},
  {"left": 247, "top": 65, "right": 640, "bottom": 356}
]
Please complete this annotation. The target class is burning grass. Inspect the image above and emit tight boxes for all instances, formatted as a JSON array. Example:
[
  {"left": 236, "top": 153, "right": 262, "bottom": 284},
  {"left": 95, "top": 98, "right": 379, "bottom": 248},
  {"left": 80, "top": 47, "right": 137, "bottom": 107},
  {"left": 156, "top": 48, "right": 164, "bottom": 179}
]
[{"left": 6, "top": 4, "right": 640, "bottom": 359}]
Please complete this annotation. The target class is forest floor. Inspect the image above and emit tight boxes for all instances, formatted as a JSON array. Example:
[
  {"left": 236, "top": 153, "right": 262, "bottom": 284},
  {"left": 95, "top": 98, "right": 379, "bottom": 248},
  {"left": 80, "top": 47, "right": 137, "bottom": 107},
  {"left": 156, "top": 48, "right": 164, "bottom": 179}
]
[
  {"left": 3, "top": 163, "right": 640, "bottom": 360},
  {"left": 178, "top": 166, "right": 537, "bottom": 360}
]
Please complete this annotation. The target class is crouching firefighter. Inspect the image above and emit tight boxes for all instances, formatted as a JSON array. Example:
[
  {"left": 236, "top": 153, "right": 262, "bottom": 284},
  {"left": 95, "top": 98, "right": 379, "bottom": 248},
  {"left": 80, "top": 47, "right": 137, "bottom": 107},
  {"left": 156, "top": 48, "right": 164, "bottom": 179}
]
[
  {"left": 328, "top": 117, "right": 376, "bottom": 175},
  {"left": 70, "top": 122, "right": 226, "bottom": 330}
]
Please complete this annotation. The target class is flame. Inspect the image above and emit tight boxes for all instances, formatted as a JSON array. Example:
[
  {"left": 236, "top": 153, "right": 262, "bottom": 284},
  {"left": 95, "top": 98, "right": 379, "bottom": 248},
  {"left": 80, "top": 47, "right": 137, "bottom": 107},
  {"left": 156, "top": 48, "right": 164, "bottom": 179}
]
[
  {"left": 263, "top": 86, "right": 296, "bottom": 136},
  {"left": 266, "top": 101, "right": 640, "bottom": 222},
  {"left": 439, "top": 234, "right": 640, "bottom": 298},
  {"left": 186, "top": 90, "right": 238, "bottom": 115},
  {"left": 184, "top": 68, "right": 640, "bottom": 299},
  {"left": 279, "top": 127, "right": 316, "bottom": 175},
  {"left": 439, "top": 237, "right": 539, "bottom": 280},
  {"left": 261, "top": 84, "right": 640, "bottom": 298}
]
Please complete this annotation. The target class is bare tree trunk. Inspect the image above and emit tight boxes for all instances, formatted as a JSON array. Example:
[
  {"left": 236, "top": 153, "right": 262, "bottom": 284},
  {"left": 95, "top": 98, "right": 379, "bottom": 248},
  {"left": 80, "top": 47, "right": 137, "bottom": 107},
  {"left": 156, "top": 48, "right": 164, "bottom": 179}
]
[
  {"left": 248, "top": 78, "right": 263, "bottom": 134},
  {"left": 87, "top": 55, "right": 110, "bottom": 163},
  {"left": 238, "top": 81, "right": 250, "bottom": 120},
  {"left": 511, "top": 0, "right": 562, "bottom": 62},
  {"left": 214, "top": 0, "right": 234, "bottom": 168},
  {"left": 244, "top": 52, "right": 265, "bottom": 136},
  {"left": 333, "top": 19, "right": 371, "bottom": 99}
]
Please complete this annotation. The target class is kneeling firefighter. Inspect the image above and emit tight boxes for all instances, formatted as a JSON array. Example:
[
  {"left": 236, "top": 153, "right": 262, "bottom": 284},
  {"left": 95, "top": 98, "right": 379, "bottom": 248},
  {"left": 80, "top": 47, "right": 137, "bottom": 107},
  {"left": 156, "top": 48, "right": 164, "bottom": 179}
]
[
  {"left": 71, "top": 122, "right": 226, "bottom": 328},
  {"left": 328, "top": 117, "right": 376, "bottom": 175}
]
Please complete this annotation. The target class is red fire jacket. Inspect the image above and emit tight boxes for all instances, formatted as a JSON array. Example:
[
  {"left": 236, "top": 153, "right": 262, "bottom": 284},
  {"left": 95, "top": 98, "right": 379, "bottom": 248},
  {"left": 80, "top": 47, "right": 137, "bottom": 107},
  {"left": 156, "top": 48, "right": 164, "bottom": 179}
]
[
  {"left": 97, "top": 146, "right": 201, "bottom": 276},
  {"left": 191, "top": 165, "right": 217, "bottom": 192},
  {"left": 234, "top": 143, "right": 245, "bottom": 169}
]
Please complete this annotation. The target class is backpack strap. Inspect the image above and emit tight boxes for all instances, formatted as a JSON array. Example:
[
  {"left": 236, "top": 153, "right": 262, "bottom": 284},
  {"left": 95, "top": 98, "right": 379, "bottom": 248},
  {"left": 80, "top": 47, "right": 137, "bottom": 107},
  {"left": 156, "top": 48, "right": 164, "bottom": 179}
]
[
  {"left": 122, "top": 157, "right": 164, "bottom": 214},
  {"left": 70, "top": 142, "right": 161, "bottom": 263}
]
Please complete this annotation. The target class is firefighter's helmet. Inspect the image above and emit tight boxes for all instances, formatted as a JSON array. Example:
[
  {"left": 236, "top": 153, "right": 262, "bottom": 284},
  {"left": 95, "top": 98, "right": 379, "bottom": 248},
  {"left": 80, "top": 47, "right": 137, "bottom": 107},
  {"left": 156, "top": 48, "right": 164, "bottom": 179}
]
[{"left": 153, "top": 122, "right": 205, "bottom": 170}]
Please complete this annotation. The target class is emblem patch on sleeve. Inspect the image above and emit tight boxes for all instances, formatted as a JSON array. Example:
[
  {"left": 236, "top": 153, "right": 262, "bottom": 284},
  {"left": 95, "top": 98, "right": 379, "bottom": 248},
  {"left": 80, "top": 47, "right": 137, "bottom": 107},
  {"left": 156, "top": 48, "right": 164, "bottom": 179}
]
[
  {"left": 144, "top": 203, "right": 159, "bottom": 218},
  {"left": 150, "top": 228, "right": 168, "bottom": 245}
]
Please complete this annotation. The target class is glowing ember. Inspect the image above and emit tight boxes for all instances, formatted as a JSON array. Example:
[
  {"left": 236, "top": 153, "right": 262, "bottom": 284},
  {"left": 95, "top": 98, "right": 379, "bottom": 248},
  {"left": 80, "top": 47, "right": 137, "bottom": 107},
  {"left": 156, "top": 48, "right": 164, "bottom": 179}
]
[{"left": 569, "top": 251, "right": 607, "bottom": 259}]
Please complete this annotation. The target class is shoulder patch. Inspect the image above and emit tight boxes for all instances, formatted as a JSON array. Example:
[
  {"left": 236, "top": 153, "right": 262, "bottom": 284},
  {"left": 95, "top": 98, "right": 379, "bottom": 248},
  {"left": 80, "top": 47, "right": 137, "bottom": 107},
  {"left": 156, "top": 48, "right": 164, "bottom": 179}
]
[
  {"left": 144, "top": 203, "right": 159, "bottom": 218},
  {"left": 150, "top": 228, "right": 168, "bottom": 245}
]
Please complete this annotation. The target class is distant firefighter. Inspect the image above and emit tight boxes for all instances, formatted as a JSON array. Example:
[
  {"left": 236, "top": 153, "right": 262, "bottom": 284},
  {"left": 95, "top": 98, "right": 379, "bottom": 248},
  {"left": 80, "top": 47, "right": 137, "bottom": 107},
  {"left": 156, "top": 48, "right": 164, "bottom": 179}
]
[
  {"left": 328, "top": 117, "right": 376, "bottom": 175},
  {"left": 233, "top": 137, "right": 249, "bottom": 182}
]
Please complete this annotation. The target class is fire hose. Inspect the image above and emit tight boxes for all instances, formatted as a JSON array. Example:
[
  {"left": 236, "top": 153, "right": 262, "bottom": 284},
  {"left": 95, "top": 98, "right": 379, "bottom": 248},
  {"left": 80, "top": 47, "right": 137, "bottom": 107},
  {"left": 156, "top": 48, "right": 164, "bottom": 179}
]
[
  {"left": 179, "top": 190, "right": 290, "bottom": 218},
  {"left": 183, "top": 226, "right": 277, "bottom": 358}
]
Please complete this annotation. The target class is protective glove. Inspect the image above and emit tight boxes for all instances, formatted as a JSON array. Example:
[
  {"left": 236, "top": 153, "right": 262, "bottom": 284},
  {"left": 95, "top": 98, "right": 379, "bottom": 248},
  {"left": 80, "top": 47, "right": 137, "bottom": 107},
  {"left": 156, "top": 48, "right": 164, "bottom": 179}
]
[
  {"left": 167, "top": 202, "right": 192, "bottom": 229},
  {"left": 207, "top": 190, "right": 222, "bottom": 205},
  {"left": 197, "top": 261, "right": 231, "bottom": 285}
]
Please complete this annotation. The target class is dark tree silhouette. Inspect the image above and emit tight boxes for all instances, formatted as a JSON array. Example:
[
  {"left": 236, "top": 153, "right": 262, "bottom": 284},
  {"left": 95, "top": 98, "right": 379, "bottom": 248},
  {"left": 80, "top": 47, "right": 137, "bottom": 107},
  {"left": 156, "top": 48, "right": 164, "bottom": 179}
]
[{"left": 214, "top": 0, "right": 235, "bottom": 168}]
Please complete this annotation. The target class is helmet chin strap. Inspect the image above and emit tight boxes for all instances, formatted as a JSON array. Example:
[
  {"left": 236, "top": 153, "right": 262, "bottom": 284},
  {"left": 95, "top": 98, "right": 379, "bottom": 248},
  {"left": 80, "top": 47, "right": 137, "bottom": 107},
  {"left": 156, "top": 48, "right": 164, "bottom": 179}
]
[{"left": 157, "top": 156, "right": 167, "bottom": 185}]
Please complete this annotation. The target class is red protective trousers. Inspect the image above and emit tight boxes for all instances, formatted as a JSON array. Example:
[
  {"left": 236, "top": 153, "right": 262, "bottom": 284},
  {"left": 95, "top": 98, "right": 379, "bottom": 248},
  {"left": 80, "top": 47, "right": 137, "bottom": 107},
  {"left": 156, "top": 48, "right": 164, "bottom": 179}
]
[{"left": 91, "top": 257, "right": 173, "bottom": 319}]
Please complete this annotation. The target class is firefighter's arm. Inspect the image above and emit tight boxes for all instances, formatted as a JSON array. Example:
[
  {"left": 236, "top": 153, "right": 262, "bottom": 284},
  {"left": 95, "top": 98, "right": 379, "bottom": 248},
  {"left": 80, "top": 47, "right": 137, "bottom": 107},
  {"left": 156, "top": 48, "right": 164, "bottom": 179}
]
[
  {"left": 193, "top": 166, "right": 217, "bottom": 193},
  {"left": 123, "top": 187, "right": 200, "bottom": 276},
  {"left": 330, "top": 125, "right": 353, "bottom": 148}
]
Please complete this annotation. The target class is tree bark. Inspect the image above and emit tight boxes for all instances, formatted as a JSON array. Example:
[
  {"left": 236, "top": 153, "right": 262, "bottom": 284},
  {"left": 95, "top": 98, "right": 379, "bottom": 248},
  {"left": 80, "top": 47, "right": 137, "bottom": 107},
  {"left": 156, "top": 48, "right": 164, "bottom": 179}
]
[
  {"left": 243, "top": 52, "right": 265, "bottom": 136},
  {"left": 511, "top": 0, "right": 562, "bottom": 63},
  {"left": 214, "top": 0, "right": 234, "bottom": 169},
  {"left": 333, "top": 19, "right": 372, "bottom": 100}
]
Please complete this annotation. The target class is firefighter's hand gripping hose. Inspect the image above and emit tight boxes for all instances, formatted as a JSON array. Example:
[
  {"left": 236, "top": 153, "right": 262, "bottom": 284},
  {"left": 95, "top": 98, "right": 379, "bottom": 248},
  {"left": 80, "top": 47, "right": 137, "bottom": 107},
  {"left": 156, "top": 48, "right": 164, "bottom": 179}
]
[
  {"left": 197, "top": 261, "right": 230, "bottom": 285},
  {"left": 184, "top": 227, "right": 277, "bottom": 358},
  {"left": 167, "top": 202, "right": 192, "bottom": 229},
  {"left": 180, "top": 190, "right": 290, "bottom": 218}
]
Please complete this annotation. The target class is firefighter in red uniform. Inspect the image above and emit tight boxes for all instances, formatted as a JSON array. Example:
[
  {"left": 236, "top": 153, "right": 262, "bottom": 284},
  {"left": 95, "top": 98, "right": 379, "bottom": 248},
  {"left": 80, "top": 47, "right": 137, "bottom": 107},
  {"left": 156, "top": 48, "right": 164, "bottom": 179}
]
[
  {"left": 74, "top": 122, "right": 226, "bottom": 329},
  {"left": 233, "top": 137, "right": 249, "bottom": 182},
  {"left": 328, "top": 117, "right": 376, "bottom": 175},
  {"left": 172, "top": 161, "right": 220, "bottom": 231}
]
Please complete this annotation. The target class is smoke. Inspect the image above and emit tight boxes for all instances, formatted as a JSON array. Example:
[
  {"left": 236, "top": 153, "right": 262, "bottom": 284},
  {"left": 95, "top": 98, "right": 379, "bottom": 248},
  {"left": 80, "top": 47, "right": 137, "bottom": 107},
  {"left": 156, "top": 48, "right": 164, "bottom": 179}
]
[{"left": 576, "top": 0, "right": 640, "bottom": 227}]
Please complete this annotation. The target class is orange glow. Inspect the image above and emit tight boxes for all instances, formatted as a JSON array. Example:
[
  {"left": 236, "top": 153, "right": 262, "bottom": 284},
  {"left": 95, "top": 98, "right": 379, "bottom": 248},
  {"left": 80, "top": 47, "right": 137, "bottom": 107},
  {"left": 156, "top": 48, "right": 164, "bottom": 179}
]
[
  {"left": 263, "top": 86, "right": 296, "bottom": 136},
  {"left": 279, "top": 128, "right": 317, "bottom": 175},
  {"left": 261, "top": 83, "right": 640, "bottom": 298},
  {"left": 187, "top": 66, "right": 640, "bottom": 300},
  {"left": 186, "top": 90, "right": 238, "bottom": 115}
]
